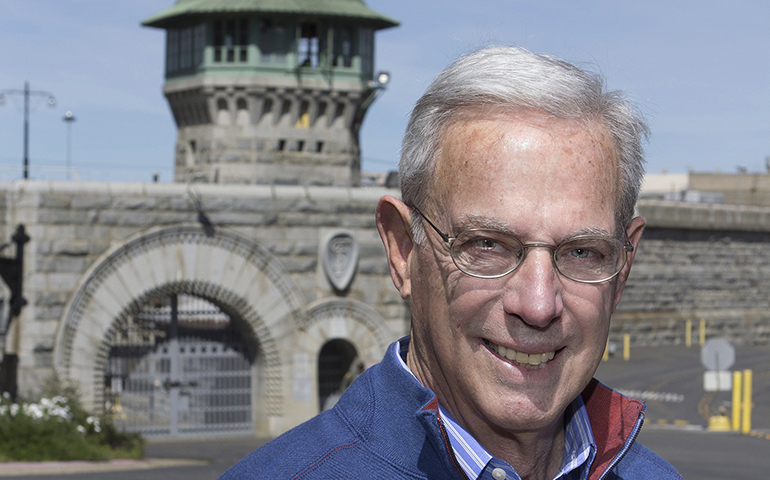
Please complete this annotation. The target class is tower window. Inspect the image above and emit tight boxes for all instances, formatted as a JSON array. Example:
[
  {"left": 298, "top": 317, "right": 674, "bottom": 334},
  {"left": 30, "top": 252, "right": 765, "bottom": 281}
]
[
  {"left": 214, "top": 19, "right": 249, "bottom": 64},
  {"left": 166, "top": 23, "right": 205, "bottom": 74},
  {"left": 239, "top": 19, "right": 249, "bottom": 62},
  {"left": 259, "top": 20, "right": 288, "bottom": 64},
  {"left": 359, "top": 27, "right": 374, "bottom": 77},
  {"left": 226, "top": 20, "right": 236, "bottom": 62},
  {"left": 298, "top": 23, "right": 319, "bottom": 68},
  {"left": 333, "top": 27, "right": 353, "bottom": 68}
]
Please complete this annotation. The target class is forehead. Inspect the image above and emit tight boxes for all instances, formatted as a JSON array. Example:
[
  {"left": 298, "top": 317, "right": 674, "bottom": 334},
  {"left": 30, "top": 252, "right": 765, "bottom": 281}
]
[{"left": 432, "top": 110, "right": 619, "bottom": 234}]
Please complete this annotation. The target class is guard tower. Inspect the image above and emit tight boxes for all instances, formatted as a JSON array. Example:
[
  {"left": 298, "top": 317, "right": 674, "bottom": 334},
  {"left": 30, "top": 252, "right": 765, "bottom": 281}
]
[{"left": 143, "top": 1, "right": 398, "bottom": 186}]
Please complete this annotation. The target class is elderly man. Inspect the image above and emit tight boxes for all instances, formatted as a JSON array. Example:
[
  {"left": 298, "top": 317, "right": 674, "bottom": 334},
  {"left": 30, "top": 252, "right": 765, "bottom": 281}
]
[{"left": 220, "top": 46, "right": 682, "bottom": 480}]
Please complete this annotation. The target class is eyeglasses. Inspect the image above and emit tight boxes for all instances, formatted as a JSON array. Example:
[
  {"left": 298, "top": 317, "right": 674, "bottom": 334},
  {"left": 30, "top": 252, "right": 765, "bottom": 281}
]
[{"left": 411, "top": 206, "right": 633, "bottom": 284}]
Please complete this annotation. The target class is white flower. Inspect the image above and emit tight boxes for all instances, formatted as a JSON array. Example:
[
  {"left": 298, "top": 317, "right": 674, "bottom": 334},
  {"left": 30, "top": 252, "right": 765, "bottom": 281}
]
[
  {"left": 24, "top": 403, "right": 44, "bottom": 420},
  {"left": 76, "top": 425, "right": 86, "bottom": 434},
  {"left": 10, "top": 404, "right": 19, "bottom": 416}
]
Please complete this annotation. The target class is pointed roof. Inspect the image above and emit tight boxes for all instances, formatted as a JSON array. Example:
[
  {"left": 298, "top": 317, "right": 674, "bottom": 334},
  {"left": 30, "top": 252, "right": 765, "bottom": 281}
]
[{"left": 143, "top": 0, "right": 399, "bottom": 29}]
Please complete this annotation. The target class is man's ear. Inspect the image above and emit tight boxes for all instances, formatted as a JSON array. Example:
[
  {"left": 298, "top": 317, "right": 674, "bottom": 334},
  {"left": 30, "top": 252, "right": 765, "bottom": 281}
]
[
  {"left": 376, "top": 195, "right": 415, "bottom": 299},
  {"left": 612, "top": 215, "right": 646, "bottom": 311}
]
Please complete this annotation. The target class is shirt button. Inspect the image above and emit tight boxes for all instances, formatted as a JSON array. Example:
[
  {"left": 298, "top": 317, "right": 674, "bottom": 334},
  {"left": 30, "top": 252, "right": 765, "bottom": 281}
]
[{"left": 492, "top": 467, "right": 507, "bottom": 480}]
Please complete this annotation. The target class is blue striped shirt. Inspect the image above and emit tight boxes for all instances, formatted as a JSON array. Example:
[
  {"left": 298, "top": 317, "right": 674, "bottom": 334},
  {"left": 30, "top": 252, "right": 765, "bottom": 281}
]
[{"left": 395, "top": 340, "right": 597, "bottom": 480}]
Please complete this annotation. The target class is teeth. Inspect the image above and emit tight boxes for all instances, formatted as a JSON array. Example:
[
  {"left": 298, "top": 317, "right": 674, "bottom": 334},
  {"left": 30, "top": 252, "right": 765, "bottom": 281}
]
[{"left": 488, "top": 341, "right": 556, "bottom": 368}]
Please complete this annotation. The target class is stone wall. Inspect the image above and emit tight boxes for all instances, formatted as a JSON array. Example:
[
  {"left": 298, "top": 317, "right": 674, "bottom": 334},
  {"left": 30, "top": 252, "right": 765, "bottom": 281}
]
[
  {"left": 1, "top": 180, "right": 408, "bottom": 401},
  {"left": 3, "top": 184, "right": 770, "bottom": 407},
  {"left": 612, "top": 200, "right": 770, "bottom": 346}
]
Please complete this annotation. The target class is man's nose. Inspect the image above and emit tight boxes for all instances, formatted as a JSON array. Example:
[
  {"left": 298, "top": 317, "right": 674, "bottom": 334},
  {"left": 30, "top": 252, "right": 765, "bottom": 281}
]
[{"left": 502, "top": 247, "right": 563, "bottom": 327}]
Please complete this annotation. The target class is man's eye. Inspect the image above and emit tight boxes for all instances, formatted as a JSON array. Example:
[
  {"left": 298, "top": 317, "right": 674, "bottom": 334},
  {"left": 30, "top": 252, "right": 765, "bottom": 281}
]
[
  {"left": 472, "top": 238, "right": 498, "bottom": 250},
  {"left": 568, "top": 247, "right": 593, "bottom": 259}
]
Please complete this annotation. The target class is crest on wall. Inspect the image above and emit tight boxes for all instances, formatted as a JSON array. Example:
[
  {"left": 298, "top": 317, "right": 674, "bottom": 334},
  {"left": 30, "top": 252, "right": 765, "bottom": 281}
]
[{"left": 322, "top": 232, "right": 359, "bottom": 292}]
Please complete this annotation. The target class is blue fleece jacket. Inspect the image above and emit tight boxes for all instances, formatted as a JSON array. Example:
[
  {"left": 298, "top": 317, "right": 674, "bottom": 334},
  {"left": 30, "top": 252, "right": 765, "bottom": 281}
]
[{"left": 219, "top": 339, "right": 682, "bottom": 480}]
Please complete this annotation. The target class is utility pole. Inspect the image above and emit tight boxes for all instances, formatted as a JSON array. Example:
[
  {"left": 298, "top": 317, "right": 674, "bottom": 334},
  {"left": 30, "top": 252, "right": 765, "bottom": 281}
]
[
  {"left": 0, "top": 81, "right": 56, "bottom": 179},
  {"left": 63, "top": 111, "right": 76, "bottom": 180}
]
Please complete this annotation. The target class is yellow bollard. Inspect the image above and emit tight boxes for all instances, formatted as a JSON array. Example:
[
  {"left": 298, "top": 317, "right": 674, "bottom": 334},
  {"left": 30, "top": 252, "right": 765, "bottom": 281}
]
[
  {"left": 685, "top": 319, "right": 692, "bottom": 347},
  {"left": 603, "top": 338, "right": 609, "bottom": 361},
  {"left": 623, "top": 334, "right": 630, "bottom": 361},
  {"left": 732, "top": 371, "right": 742, "bottom": 431},
  {"left": 742, "top": 369, "right": 752, "bottom": 434},
  {"left": 699, "top": 319, "right": 706, "bottom": 346}
]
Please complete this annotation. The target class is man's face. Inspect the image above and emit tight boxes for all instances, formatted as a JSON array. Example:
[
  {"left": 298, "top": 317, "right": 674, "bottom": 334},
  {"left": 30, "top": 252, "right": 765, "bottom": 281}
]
[{"left": 406, "top": 110, "right": 641, "bottom": 438}]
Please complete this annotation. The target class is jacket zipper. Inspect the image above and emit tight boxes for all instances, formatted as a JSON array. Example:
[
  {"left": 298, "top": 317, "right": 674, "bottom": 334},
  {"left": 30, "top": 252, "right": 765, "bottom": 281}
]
[
  {"left": 596, "top": 413, "right": 644, "bottom": 480},
  {"left": 437, "top": 417, "right": 471, "bottom": 480}
]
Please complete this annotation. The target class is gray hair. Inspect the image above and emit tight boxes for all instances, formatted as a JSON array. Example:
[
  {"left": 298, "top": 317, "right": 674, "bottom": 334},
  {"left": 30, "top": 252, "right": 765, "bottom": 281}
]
[{"left": 399, "top": 45, "right": 648, "bottom": 242}]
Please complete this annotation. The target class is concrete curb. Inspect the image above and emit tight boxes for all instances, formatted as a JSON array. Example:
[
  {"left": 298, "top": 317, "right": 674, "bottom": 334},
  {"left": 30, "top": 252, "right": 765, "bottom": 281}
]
[{"left": 0, "top": 458, "right": 208, "bottom": 476}]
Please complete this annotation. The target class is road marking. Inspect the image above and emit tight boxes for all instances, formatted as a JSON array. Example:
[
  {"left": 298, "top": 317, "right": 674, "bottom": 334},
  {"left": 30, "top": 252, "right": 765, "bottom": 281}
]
[{"left": 617, "top": 389, "right": 685, "bottom": 403}]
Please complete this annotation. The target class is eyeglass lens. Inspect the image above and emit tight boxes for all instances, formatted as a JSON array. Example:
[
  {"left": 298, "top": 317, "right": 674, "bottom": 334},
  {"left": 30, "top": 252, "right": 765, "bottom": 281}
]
[{"left": 450, "top": 230, "right": 625, "bottom": 282}]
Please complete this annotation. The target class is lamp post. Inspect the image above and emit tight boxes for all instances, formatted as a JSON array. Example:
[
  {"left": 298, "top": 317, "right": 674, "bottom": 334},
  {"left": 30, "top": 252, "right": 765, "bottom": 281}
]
[
  {"left": 0, "top": 81, "right": 56, "bottom": 179},
  {"left": 63, "top": 111, "right": 76, "bottom": 180}
]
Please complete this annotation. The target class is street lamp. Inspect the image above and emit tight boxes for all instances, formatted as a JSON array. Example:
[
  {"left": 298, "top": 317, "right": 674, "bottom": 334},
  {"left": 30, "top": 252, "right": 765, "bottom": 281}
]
[
  {"left": 0, "top": 81, "right": 56, "bottom": 179},
  {"left": 63, "top": 111, "right": 76, "bottom": 180}
]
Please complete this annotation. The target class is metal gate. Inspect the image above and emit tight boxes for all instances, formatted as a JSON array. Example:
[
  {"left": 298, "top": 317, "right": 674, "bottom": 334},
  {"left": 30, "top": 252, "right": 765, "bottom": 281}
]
[{"left": 105, "top": 294, "right": 253, "bottom": 437}]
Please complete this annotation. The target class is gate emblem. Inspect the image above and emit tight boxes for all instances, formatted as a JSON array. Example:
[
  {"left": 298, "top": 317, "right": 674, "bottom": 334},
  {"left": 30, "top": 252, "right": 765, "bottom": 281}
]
[{"left": 323, "top": 232, "right": 359, "bottom": 292}]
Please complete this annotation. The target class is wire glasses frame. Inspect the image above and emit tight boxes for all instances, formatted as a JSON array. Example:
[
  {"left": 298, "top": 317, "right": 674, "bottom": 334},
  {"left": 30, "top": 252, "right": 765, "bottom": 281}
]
[{"left": 410, "top": 205, "right": 634, "bottom": 284}]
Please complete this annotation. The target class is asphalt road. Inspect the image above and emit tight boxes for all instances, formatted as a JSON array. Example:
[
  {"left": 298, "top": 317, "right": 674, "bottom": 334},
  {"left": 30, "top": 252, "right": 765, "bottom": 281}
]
[
  {"left": 1, "top": 345, "right": 767, "bottom": 479},
  {"left": 595, "top": 344, "right": 770, "bottom": 479}
]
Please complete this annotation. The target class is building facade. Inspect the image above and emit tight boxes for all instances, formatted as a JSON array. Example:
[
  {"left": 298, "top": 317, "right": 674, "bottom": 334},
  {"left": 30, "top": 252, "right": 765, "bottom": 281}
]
[
  {"left": 1, "top": 1, "right": 769, "bottom": 441},
  {"left": 142, "top": 0, "right": 398, "bottom": 187}
]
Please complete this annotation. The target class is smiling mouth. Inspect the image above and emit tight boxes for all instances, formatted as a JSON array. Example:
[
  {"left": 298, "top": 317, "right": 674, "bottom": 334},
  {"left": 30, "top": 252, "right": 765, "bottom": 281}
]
[{"left": 484, "top": 339, "right": 557, "bottom": 369}]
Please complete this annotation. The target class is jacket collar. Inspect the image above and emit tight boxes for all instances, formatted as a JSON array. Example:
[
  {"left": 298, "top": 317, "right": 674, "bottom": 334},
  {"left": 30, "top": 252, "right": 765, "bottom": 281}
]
[
  {"left": 581, "top": 378, "right": 645, "bottom": 480},
  {"left": 337, "top": 339, "right": 644, "bottom": 480}
]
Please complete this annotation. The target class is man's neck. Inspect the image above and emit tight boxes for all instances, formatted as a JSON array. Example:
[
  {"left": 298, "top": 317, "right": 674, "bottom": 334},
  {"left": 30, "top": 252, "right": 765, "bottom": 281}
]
[
  {"left": 482, "top": 421, "right": 565, "bottom": 480},
  {"left": 406, "top": 342, "right": 566, "bottom": 480}
]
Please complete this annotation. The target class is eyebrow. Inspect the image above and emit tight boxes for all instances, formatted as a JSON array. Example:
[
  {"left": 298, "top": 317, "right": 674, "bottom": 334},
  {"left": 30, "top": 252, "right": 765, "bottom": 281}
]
[
  {"left": 454, "top": 214, "right": 613, "bottom": 241},
  {"left": 454, "top": 214, "right": 515, "bottom": 234}
]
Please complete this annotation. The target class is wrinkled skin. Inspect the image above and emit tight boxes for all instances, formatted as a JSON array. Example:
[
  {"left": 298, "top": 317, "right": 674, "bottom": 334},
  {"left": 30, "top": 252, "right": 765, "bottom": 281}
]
[{"left": 376, "top": 110, "right": 645, "bottom": 479}]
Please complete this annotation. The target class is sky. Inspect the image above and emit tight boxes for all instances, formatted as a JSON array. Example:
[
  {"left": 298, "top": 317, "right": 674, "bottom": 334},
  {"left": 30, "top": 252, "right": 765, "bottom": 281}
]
[{"left": 2, "top": 1, "right": 770, "bottom": 182}]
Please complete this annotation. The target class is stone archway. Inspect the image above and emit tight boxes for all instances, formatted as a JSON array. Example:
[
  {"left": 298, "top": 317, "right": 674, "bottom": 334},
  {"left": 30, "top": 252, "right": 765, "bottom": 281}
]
[
  {"left": 53, "top": 226, "right": 306, "bottom": 436},
  {"left": 300, "top": 299, "right": 395, "bottom": 412}
]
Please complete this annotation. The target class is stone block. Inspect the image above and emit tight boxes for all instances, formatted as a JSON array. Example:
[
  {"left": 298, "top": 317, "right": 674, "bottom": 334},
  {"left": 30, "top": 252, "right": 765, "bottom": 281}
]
[
  {"left": 74, "top": 225, "right": 112, "bottom": 241},
  {"left": 37, "top": 210, "right": 89, "bottom": 225},
  {"left": 170, "top": 198, "right": 190, "bottom": 211},
  {"left": 98, "top": 211, "right": 148, "bottom": 226},
  {"left": 47, "top": 272, "right": 82, "bottom": 291},
  {"left": 52, "top": 240, "right": 91, "bottom": 256},
  {"left": 50, "top": 256, "right": 88, "bottom": 273},
  {"left": 113, "top": 197, "right": 158, "bottom": 210},
  {"left": 280, "top": 257, "right": 317, "bottom": 273},
  {"left": 144, "top": 211, "right": 195, "bottom": 225},
  {"left": 201, "top": 198, "right": 235, "bottom": 211},
  {"left": 44, "top": 225, "right": 77, "bottom": 241},
  {"left": 357, "top": 259, "right": 389, "bottom": 275},
  {"left": 36, "top": 241, "right": 52, "bottom": 254},
  {"left": 207, "top": 211, "right": 267, "bottom": 226},
  {"left": 35, "top": 290, "right": 69, "bottom": 307},
  {"left": 72, "top": 196, "right": 112, "bottom": 209},
  {"left": 279, "top": 213, "right": 341, "bottom": 228},
  {"left": 40, "top": 195, "right": 72, "bottom": 209},
  {"left": 342, "top": 215, "right": 376, "bottom": 229}
]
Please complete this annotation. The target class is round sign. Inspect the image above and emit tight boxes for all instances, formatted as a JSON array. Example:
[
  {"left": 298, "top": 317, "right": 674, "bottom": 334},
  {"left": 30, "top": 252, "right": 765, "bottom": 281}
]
[{"left": 700, "top": 338, "right": 735, "bottom": 371}]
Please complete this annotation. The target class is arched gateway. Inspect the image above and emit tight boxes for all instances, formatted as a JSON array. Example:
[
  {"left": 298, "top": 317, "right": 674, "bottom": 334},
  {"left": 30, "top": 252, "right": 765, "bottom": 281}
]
[{"left": 53, "top": 226, "right": 308, "bottom": 437}]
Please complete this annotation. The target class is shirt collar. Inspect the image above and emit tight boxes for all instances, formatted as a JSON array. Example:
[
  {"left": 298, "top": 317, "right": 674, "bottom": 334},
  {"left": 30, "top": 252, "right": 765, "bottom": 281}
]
[{"left": 394, "top": 339, "right": 597, "bottom": 480}]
